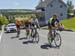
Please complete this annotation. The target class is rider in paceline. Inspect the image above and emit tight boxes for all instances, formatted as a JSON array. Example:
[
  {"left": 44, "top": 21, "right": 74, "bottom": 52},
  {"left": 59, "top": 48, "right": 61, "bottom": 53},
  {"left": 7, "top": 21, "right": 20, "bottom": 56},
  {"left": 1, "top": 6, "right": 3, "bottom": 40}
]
[
  {"left": 30, "top": 15, "right": 40, "bottom": 35},
  {"left": 15, "top": 19, "right": 21, "bottom": 37},
  {"left": 24, "top": 16, "right": 31, "bottom": 38},
  {"left": 48, "top": 14, "right": 60, "bottom": 41}
]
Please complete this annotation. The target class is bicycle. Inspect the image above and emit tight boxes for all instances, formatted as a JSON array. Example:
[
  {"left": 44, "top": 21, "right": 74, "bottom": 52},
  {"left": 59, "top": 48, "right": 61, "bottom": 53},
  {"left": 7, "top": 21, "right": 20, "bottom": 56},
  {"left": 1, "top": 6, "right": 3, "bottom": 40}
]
[
  {"left": 48, "top": 27, "right": 62, "bottom": 47},
  {"left": 30, "top": 27, "right": 39, "bottom": 43}
]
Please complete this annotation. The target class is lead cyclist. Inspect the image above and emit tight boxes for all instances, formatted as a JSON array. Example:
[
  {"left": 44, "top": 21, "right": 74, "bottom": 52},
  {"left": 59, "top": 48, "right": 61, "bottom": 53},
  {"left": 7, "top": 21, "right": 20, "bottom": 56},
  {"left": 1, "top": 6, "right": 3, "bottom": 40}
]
[{"left": 48, "top": 15, "right": 60, "bottom": 40}]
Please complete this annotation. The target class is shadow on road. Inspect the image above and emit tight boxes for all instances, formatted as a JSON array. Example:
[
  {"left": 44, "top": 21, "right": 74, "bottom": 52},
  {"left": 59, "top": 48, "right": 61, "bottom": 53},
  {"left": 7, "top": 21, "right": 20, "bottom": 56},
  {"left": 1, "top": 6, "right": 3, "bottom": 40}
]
[
  {"left": 40, "top": 43, "right": 60, "bottom": 49},
  {"left": 63, "top": 29, "right": 74, "bottom": 32},
  {"left": 23, "top": 40, "right": 34, "bottom": 44},
  {"left": 11, "top": 36, "right": 19, "bottom": 39},
  {"left": 5, "top": 31, "right": 16, "bottom": 33},
  {"left": 19, "top": 37, "right": 27, "bottom": 40}
]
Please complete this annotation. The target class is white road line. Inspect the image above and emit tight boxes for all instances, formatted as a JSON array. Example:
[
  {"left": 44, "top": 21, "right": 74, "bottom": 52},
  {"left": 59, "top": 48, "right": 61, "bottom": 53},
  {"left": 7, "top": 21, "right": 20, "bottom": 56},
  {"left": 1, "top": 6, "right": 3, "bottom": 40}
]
[{"left": 0, "top": 25, "right": 5, "bottom": 42}]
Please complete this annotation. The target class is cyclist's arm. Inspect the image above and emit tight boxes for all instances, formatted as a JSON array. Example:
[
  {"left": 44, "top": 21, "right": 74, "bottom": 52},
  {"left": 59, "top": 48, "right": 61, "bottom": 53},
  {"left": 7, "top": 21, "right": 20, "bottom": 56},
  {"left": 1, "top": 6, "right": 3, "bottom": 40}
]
[
  {"left": 55, "top": 19, "right": 60, "bottom": 29},
  {"left": 56, "top": 19, "right": 59, "bottom": 23}
]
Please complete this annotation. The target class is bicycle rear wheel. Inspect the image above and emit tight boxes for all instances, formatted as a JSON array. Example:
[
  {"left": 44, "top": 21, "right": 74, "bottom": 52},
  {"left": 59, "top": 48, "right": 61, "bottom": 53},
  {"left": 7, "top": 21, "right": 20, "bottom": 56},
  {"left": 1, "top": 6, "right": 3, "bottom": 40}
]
[{"left": 54, "top": 33, "right": 61, "bottom": 47}]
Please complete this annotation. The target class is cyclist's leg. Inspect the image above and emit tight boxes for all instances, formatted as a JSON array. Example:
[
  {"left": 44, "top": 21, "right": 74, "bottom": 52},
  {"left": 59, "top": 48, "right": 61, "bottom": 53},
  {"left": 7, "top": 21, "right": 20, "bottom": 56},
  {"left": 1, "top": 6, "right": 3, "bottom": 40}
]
[
  {"left": 27, "top": 27, "right": 30, "bottom": 35},
  {"left": 48, "top": 25, "right": 55, "bottom": 43},
  {"left": 25, "top": 27, "right": 27, "bottom": 35},
  {"left": 16, "top": 25, "right": 20, "bottom": 37},
  {"left": 26, "top": 28, "right": 29, "bottom": 36},
  {"left": 31, "top": 28, "right": 33, "bottom": 36},
  {"left": 30, "top": 26, "right": 34, "bottom": 36},
  {"left": 48, "top": 25, "right": 52, "bottom": 37},
  {"left": 35, "top": 27, "right": 38, "bottom": 35}
]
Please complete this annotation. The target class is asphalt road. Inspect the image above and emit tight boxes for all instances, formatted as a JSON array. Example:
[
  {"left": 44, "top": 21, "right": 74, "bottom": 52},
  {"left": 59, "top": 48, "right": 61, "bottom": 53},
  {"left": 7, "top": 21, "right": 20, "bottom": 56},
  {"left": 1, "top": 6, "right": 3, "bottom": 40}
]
[{"left": 0, "top": 29, "right": 75, "bottom": 56}]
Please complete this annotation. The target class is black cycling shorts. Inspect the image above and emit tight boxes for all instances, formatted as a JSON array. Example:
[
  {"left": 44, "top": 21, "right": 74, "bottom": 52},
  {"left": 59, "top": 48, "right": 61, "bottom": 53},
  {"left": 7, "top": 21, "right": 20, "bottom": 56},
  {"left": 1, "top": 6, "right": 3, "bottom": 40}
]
[
  {"left": 25, "top": 21, "right": 30, "bottom": 28},
  {"left": 16, "top": 25, "right": 20, "bottom": 29},
  {"left": 48, "top": 22, "right": 55, "bottom": 29}
]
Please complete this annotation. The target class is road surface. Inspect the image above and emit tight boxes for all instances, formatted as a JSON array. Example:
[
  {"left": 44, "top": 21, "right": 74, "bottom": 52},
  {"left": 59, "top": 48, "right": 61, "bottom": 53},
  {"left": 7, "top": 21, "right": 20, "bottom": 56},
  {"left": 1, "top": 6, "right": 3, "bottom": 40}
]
[{"left": 0, "top": 29, "right": 75, "bottom": 56}]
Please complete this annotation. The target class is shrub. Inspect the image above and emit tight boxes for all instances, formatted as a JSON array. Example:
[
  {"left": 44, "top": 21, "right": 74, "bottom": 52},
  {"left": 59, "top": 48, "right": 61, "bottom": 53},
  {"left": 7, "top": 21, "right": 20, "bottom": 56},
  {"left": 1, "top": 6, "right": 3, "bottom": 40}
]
[{"left": 0, "top": 16, "right": 9, "bottom": 30}]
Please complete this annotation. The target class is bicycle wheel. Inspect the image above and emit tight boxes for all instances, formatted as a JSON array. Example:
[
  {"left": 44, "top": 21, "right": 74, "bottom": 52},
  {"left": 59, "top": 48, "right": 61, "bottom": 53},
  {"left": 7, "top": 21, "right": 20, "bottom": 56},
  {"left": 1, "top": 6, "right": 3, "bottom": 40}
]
[
  {"left": 54, "top": 33, "right": 61, "bottom": 47},
  {"left": 35, "top": 32, "right": 39, "bottom": 43},
  {"left": 48, "top": 33, "right": 52, "bottom": 45},
  {"left": 30, "top": 30, "right": 34, "bottom": 42}
]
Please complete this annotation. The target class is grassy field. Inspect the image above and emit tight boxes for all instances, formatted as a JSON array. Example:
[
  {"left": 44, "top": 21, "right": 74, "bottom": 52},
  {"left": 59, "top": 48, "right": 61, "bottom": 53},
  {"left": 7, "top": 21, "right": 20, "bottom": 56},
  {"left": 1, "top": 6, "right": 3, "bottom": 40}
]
[{"left": 61, "top": 17, "right": 75, "bottom": 29}]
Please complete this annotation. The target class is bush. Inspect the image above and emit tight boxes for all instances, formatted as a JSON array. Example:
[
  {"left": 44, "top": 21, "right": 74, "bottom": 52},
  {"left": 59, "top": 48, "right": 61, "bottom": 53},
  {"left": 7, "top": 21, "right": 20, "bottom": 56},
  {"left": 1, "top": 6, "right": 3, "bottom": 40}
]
[{"left": 0, "top": 16, "right": 9, "bottom": 30}]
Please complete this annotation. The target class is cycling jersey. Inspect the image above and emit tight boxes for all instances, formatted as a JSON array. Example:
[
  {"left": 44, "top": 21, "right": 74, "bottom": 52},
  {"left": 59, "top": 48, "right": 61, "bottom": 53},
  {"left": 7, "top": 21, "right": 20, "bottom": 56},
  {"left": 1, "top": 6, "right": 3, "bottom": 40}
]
[
  {"left": 16, "top": 20, "right": 21, "bottom": 30},
  {"left": 25, "top": 20, "right": 30, "bottom": 28},
  {"left": 16, "top": 20, "right": 21, "bottom": 26},
  {"left": 48, "top": 17, "right": 59, "bottom": 27},
  {"left": 30, "top": 18, "right": 40, "bottom": 28}
]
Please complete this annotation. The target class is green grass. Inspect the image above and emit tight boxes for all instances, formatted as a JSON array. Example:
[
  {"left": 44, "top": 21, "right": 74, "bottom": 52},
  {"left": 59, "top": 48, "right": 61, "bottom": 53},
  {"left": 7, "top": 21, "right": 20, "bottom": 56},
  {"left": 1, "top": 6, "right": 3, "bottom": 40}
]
[{"left": 61, "top": 18, "right": 75, "bottom": 29}]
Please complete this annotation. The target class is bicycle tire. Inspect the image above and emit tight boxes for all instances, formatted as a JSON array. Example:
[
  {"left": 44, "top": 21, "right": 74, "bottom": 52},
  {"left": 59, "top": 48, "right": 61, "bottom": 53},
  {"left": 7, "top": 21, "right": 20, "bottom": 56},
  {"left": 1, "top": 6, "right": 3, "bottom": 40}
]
[
  {"left": 30, "top": 30, "right": 35, "bottom": 42},
  {"left": 35, "top": 32, "right": 39, "bottom": 43},
  {"left": 54, "top": 33, "right": 62, "bottom": 47}
]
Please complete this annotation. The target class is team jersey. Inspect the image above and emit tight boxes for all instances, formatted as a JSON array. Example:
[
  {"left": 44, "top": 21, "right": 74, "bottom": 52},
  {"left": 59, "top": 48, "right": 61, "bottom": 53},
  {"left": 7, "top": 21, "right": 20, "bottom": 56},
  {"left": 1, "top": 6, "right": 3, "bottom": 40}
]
[
  {"left": 30, "top": 18, "right": 40, "bottom": 28},
  {"left": 48, "top": 17, "right": 59, "bottom": 27},
  {"left": 24, "top": 20, "right": 30, "bottom": 28},
  {"left": 16, "top": 20, "right": 21, "bottom": 26}
]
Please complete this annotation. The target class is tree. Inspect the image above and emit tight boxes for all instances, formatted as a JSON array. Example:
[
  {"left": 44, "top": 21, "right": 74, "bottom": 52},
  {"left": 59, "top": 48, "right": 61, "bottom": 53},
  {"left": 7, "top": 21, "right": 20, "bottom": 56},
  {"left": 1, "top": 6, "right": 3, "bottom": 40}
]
[
  {"left": 0, "top": 16, "right": 9, "bottom": 30},
  {"left": 67, "top": 0, "right": 74, "bottom": 18}
]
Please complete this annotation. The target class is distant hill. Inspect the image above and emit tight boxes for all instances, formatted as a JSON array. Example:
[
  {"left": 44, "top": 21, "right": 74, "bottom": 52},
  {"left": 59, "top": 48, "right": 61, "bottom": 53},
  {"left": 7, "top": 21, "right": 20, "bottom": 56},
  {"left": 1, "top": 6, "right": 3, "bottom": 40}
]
[{"left": 0, "top": 9, "right": 35, "bottom": 13}]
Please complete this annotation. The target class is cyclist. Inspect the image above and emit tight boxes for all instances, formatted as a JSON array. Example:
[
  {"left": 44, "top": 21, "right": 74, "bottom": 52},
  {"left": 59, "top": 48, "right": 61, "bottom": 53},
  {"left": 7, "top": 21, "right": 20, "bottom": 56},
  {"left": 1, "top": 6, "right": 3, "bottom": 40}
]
[
  {"left": 15, "top": 19, "right": 21, "bottom": 37},
  {"left": 48, "top": 14, "right": 60, "bottom": 42},
  {"left": 24, "top": 16, "right": 31, "bottom": 38},
  {"left": 30, "top": 15, "right": 40, "bottom": 35}
]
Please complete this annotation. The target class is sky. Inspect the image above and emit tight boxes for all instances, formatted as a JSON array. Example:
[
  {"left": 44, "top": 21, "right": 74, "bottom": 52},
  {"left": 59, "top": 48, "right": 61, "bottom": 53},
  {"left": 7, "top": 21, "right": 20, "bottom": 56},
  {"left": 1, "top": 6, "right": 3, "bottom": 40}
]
[{"left": 0, "top": 0, "right": 74, "bottom": 9}]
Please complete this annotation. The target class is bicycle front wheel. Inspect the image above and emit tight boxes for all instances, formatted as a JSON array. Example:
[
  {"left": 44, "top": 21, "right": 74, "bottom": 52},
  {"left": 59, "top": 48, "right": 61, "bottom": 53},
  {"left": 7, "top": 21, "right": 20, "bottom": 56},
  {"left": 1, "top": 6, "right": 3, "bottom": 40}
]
[
  {"left": 35, "top": 32, "right": 39, "bottom": 43},
  {"left": 54, "top": 33, "right": 61, "bottom": 47}
]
